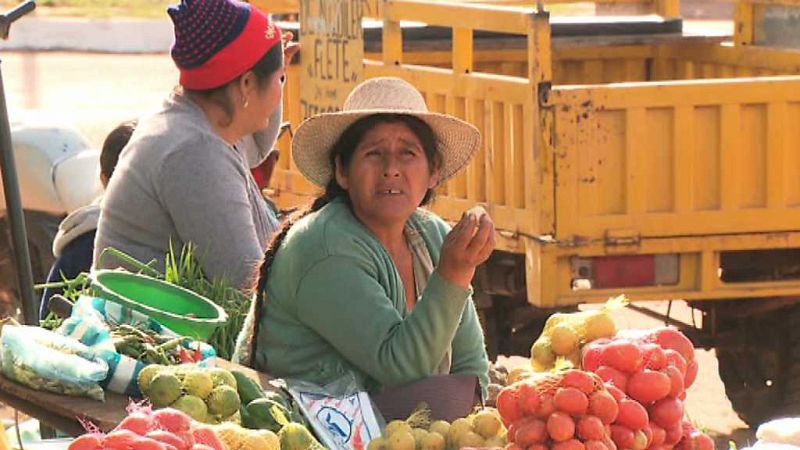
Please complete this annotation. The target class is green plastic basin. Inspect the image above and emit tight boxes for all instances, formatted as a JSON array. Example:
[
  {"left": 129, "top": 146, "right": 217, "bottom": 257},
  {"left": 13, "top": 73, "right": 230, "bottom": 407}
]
[{"left": 90, "top": 270, "right": 228, "bottom": 341}]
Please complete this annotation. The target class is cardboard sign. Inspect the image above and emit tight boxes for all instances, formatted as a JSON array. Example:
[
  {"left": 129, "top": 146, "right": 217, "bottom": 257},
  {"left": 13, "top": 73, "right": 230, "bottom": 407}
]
[{"left": 300, "top": 0, "right": 364, "bottom": 119}]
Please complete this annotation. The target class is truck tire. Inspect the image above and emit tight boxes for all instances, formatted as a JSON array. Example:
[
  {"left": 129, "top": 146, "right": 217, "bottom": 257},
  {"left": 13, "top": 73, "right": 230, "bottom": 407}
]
[{"left": 716, "top": 302, "right": 800, "bottom": 426}]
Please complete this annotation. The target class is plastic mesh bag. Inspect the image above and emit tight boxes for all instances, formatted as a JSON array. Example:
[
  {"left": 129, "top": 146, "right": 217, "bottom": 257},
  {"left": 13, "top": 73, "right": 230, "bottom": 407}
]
[{"left": 0, "top": 325, "right": 108, "bottom": 401}]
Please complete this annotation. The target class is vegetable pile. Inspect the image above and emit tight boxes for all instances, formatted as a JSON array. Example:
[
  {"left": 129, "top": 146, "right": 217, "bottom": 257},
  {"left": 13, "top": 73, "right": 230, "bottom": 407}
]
[
  {"left": 580, "top": 327, "right": 711, "bottom": 450},
  {"left": 368, "top": 408, "right": 508, "bottom": 450},
  {"left": 497, "top": 369, "right": 618, "bottom": 450},
  {"left": 68, "top": 404, "right": 225, "bottom": 450},
  {"left": 138, "top": 364, "right": 241, "bottom": 424}
]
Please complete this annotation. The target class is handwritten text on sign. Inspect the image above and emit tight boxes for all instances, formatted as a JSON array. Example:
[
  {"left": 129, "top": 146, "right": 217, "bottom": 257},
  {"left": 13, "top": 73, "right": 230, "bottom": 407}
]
[{"left": 300, "top": 0, "right": 364, "bottom": 118}]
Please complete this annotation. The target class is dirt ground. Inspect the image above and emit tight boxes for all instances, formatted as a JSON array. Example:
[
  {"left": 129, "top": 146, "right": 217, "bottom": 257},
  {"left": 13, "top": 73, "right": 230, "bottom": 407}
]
[{"left": 0, "top": 48, "right": 758, "bottom": 447}]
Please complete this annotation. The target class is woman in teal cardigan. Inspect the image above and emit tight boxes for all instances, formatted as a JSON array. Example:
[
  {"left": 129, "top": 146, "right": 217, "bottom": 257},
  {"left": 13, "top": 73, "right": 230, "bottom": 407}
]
[{"left": 235, "top": 77, "right": 494, "bottom": 395}]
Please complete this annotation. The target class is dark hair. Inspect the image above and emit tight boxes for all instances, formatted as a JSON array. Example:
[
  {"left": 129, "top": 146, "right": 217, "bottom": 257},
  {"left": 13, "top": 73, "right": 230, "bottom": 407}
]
[
  {"left": 243, "top": 114, "right": 441, "bottom": 361},
  {"left": 180, "top": 45, "right": 283, "bottom": 126},
  {"left": 100, "top": 119, "right": 138, "bottom": 181}
]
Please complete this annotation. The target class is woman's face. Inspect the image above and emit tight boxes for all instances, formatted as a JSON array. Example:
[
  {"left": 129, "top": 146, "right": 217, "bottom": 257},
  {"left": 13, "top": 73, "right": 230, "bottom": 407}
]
[
  {"left": 336, "top": 121, "right": 439, "bottom": 228},
  {"left": 243, "top": 68, "right": 285, "bottom": 133}
]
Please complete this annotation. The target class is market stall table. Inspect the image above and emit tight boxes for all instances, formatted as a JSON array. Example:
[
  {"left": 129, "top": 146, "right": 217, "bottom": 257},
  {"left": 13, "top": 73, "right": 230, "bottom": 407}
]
[{"left": 0, "top": 360, "right": 270, "bottom": 436}]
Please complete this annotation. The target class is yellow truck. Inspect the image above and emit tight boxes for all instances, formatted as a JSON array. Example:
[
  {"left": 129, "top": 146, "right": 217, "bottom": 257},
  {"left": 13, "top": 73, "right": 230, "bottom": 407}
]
[{"left": 257, "top": 0, "right": 800, "bottom": 424}]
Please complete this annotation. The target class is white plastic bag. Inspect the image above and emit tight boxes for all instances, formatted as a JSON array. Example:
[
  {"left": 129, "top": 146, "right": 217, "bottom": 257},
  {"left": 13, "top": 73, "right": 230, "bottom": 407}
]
[
  {"left": 0, "top": 325, "right": 108, "bottom": 401},
  {"left": 285, "top": 375, "right": 383, "bottom": 450},
  {"left": 757, "top": 418, "right": 800, "bottom": 446}
]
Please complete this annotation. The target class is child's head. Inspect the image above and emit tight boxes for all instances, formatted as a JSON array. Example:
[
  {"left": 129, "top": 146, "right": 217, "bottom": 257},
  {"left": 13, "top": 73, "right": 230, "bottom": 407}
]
[{"left": 100, "top": 119, "right": 137, "bottom": 188}]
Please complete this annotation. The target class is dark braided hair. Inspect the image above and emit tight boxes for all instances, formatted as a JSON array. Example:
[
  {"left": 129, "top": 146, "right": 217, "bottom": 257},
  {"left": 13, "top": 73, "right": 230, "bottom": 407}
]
[{"left": 247, "top": 113, "right": 442, "bottom": 357}]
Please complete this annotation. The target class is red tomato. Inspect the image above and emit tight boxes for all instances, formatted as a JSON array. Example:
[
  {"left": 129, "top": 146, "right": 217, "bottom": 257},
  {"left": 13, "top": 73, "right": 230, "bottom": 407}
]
[
  {"left": 684, "top": 359, "right": 699, "bottom": 389},
  {"left": 664, "top": 365, "right": 685, "bottom": 398},
  {"left": 527, "top": 445, "right": 548, "bottom": 450},
  {"left": 67, "top": 434, "right": 104, "bottom": 450},
  {"left": 582, "top": 341, "right": 609, "bottom": 373},
  {"left": 664, "top": 349, "right": 688, "bottom": 377},
  {"left": 497, "top": 386, "right": 524, "bottom": 424},
  {"left": 152, "top": 409, "right": 192, "bottom": 434},
  {"left": 535, "top": 394, "right": 556, "bottom": 419},
  {"left": 115, "top": 413, "right": 154, "bottom": 436},
  {"left": 519, "top": 382, "right": 542, "bottom": 415},
  {"left": 103, "top": 430, "right": 140, "bottom": 449},
  {"left": 632, "top": 429, "right": 649, "bottom": 450},
  {"left": 585, "top": 440, "right": 610, "bottom": 450},
  {"left": 133, "top": 437, "right": 168, "bottom": 450},
  {"left": 553, "top": 439, "right": 587, "bottom": 450},
  {"left": 651, "top": 328, "right": 695, "bottom": 363},
  {"left": 554, "top": 387, "right": 590, "bottom": 416},
  {"left": 192, "top": 426, "right": 226, "bottom": 450},
  {"left": 589, "top": 390, "right": 619, "bottom": 425},
  {"left": 627, "top": 370, "right": 672, "bottom": 404},
  {"left": 664, "top": 423, "right": 684, "bottom": 445},
  {"left": 650, "top": 397, "right": 684, "bottom": 430},
  {"left": 649, "top": 445, "right": 674, "bottom": 450},
  {"left": 596, "top": 366, "right": 629, "bottom": 393},
  {"left": 691, "top": 431, "right": 715, "bottom": 450},
  {"left": 603, "top": 438, "right": 618, "bottom": 450},
  {"left": 649, "top": 422, "right": 667, "bottom": 446},
  {"left": 577, "top": 415, "right": 606, "bottom": 441},
  {"left": 508, "top": 417, "right": 538, "bottom": 443},
  {"left": 547, "top": 412, "right": 576, "bottom": 442},
  {"left": 616, "top": 398, "right": 649, "bottom": 430},
  {"left": 610, "top": 425, "right": 635, "bottom": 449},
  {"left": 515, "top": 419, "right": 548, "bottom": 447},
  {"left": 563, "top": 369, "right": 600, "bottom": 395},
  {"left": 641, "top": 425, "right": 653, "bottom": 447},
  {"left": 146, "top": 431, "right": 186, "bottom": 449},
  {"left": 173, "top": 431, "right": 195, "bottom": 449},
  {"left": 601, "top": 341, "right": 644, "bottom": 373},
  {"left": 642, "top": 344, "right": 668, "bottom": 370},
  {"left": 604, "top": 384, "right": 626, "bottom": 403}
]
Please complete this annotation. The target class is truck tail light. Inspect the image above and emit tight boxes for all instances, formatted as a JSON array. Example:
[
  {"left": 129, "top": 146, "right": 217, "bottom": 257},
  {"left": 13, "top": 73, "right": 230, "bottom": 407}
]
[{"left": 571, "top": 254, "right": 680, "bottom": 290}]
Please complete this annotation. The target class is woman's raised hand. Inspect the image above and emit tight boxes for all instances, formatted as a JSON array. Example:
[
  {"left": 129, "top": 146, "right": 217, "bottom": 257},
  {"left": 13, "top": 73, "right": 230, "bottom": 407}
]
[
  {"left": 437, "top": 206, "right": 496, "bottom": 289},
  {"left": 282, "top": 31, "right": 300, "bottom": 64}
]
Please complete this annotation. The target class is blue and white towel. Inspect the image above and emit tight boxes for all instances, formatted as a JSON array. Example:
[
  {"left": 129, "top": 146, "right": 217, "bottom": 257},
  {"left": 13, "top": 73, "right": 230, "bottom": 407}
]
[{"left": 58, "top": 295, "right": 216, "bottom": 396}]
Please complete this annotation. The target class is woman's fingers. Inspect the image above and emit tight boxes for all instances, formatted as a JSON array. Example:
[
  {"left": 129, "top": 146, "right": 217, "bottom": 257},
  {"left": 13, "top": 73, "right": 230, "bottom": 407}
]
[
  {"left": 466, "top": 214, "right": 491, "bottom": 254},
  {"left": 475, "top": 223, "right": 496, "bottom": 263},
  {"left": 448, "top": 212, "right": 476, "bottom": 246},
  {"left": 284, "top": 42, "right": 301, "bottom": 63}
]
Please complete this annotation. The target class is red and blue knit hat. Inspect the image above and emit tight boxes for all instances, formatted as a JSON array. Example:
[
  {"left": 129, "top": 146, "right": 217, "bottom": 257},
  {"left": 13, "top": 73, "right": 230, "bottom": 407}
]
[{"left": 168, "top": 0, "right": 282, "bottom": 90}]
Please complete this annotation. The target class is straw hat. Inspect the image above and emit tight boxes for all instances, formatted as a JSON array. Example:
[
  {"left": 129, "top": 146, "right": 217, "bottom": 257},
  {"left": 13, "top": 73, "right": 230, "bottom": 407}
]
[{"left": 292, "top": 77, "right": 481, "bottom": 187}]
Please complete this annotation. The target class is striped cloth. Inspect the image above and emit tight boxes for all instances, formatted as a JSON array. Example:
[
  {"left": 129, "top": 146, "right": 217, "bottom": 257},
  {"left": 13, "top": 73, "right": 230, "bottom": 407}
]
[{"left": 59, "top": 295, "right": 217, "bottom": 396}]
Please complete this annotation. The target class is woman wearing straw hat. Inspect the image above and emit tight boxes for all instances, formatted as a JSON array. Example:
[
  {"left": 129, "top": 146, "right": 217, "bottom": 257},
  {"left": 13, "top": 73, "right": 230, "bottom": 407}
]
[
  {"left": 94, "top": 0, "right": 299, "bottom": 290},
  {"left": 236, "top": 77, "right": 493, "bottom": 395}
]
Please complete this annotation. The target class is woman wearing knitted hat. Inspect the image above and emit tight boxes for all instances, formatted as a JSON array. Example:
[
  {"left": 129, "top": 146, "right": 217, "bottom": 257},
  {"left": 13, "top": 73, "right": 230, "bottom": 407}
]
[
  {"left": 94, "top": 0, "right": 298, "bottom": 290},
  {"left": 235, "top": 77, "right": 493, "bottom": 402}
]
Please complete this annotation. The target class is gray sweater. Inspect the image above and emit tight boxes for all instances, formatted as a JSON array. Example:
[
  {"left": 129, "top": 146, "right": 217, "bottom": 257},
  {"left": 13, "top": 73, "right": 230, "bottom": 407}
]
[{"left": 93, "top": 92, "right": 280, "bottom": 290}]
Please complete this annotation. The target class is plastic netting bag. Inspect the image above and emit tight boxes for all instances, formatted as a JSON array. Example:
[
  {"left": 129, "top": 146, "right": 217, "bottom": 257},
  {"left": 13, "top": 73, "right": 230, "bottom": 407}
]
[
  {"left": 0, "top": 325, "right": 108, "bottom": 401},
  {"left": 284, "top": 374, "right": 384, "bottom": 450},
  {"left": 508, "top": 368, "right": 605, "bottom": 398},
  {"left": 57, "top": 295, "right": 216, "bottom": 396}
]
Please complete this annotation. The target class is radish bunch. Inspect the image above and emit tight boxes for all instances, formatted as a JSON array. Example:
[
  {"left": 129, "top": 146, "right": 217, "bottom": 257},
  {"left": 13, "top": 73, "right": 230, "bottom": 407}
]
[
  {"left": 496, "top": 369, "right": 620, "bottom": 450},
  {"left": 581, "top": 327, "right": 714, "bottom": 450}
]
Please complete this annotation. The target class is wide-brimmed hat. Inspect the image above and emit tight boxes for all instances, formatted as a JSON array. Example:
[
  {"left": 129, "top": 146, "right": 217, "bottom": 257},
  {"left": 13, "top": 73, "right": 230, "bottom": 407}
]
[{"left": 292, "top": 77, "right": 481, "bottom": 187}]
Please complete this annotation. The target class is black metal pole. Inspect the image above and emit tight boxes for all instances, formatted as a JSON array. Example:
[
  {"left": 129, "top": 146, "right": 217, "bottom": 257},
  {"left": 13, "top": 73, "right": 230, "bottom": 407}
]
[
  {"left": 0, "top": 0, "right": 37, "bottom": 325},
  {"left": 0, "top": 64, "right": 36, "bottom": 325}
]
